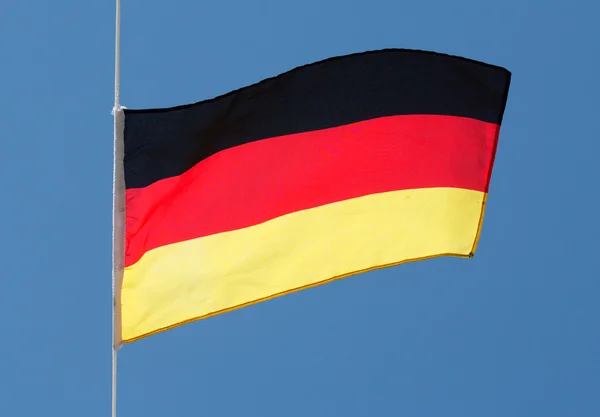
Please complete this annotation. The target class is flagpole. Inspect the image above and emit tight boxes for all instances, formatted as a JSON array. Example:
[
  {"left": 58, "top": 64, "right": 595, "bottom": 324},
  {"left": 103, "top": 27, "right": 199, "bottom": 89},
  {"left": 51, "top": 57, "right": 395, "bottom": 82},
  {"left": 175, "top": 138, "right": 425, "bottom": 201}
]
[
  {"left": 112, "top": 0, "right": 123, "bottom": 415},
  {"left": 114, "top": 0, "right": 121, "bottom": 108}
]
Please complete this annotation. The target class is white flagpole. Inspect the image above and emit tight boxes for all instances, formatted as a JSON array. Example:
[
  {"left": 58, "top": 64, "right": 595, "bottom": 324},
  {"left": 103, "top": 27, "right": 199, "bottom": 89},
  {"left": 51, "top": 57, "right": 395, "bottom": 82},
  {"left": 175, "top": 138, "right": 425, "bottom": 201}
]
[
  {"left": 112, "top": 0, "right": 124, "bottom": 415},
  {"left": 114, "top": 0, "right": 121, "bottom": 109}
]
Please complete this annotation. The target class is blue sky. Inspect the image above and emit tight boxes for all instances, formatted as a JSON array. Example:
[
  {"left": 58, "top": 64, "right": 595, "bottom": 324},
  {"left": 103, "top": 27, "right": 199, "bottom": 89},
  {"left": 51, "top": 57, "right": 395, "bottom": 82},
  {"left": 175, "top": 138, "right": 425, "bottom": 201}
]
[{"left": 1, "top": 0, "right": 599, "bottom": 416}]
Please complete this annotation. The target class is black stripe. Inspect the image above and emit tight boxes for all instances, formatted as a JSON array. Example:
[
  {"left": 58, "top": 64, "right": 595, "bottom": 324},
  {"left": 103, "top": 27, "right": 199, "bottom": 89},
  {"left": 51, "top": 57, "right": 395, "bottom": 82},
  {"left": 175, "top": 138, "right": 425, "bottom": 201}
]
[{"left": 124, "top": 48, "right": 511, "bottom": 189}]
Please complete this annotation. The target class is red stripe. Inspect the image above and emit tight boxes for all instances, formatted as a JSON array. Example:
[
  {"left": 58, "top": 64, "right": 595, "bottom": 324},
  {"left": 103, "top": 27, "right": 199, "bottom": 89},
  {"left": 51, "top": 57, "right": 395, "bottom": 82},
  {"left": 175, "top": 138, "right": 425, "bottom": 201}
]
[{"left": 125, "top": 114, "right": 499, "bottom": 267}]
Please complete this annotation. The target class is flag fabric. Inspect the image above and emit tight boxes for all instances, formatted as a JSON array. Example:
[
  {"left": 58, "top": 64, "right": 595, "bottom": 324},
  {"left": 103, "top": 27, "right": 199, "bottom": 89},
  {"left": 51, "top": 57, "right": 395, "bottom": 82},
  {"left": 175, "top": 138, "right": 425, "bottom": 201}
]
[{"left": 118, "top": 49, "right": 511, "bottom": 344}]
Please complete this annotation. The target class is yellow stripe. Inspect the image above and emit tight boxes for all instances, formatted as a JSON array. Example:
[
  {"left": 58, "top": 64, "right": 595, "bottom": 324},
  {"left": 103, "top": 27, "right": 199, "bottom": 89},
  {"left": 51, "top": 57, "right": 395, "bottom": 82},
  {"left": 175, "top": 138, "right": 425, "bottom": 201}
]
[{"left": 121, "top": 187, "right": 487, "bottom": 343}]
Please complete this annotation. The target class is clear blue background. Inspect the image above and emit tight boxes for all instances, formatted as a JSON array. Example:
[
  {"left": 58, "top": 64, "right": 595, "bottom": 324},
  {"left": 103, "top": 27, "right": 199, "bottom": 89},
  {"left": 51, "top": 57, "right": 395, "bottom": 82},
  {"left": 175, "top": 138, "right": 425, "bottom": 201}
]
[{"left": 1, "top": 0, "right": 598, "bottom": 416}]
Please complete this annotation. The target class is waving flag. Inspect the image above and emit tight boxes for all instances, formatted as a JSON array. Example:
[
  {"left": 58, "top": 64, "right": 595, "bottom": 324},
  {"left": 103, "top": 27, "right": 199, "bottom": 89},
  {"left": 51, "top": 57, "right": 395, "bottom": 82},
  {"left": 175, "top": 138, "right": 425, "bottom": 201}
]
[{"left": 116, "top": 49, "right": 511, "bottom": 344}]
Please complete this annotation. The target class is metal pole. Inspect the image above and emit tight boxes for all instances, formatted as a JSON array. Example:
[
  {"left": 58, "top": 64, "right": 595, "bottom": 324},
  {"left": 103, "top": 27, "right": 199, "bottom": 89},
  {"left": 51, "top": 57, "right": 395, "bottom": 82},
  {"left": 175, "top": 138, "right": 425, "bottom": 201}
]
[{"left": 112, "top": 0, "right": 123, "bottom": 415}]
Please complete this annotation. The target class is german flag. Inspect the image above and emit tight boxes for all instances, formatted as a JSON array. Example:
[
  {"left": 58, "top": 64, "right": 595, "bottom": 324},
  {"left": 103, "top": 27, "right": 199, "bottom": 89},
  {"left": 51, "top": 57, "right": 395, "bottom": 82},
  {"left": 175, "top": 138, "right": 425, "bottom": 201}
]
[{"left": 118, "top": 49, "right": 511, "bottom": 344}]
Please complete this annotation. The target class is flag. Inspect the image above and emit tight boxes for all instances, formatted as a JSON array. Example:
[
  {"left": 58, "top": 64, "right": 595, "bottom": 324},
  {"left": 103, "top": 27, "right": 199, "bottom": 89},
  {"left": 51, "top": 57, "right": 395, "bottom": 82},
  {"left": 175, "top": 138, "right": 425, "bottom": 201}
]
[{"left": 117, "top": 49, "right": 511, "bottom": 344}]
